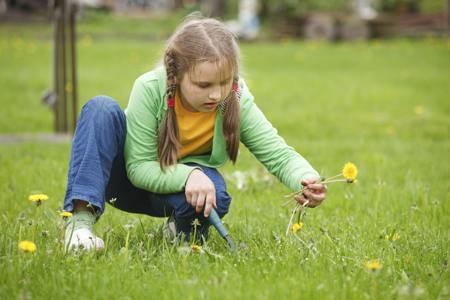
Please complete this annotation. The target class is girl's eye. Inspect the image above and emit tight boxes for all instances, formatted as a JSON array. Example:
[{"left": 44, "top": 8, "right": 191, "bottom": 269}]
[
  {"left": 197, "top": 83, "right": 210, "bottom": 89},
  {"left": 196, "top": 80, "right": 229, "bottom": 88}
]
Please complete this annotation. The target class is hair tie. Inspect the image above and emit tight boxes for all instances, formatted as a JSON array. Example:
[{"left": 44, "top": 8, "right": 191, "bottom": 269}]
[
  {"left": 167, "top": 97, "right": 175, "bottom": 108},
  {"left": 232, "top": 82, "right": 238, "bottom": 93}
]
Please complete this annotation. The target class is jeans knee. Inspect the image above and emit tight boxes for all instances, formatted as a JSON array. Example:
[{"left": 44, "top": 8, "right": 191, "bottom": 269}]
[
  {"left": 215, "top": 190, "right": 232, "bottom": 217},
  {"left": 168, "top": 194, "right": 196, "bottom": 220},
  {"left": 84, "top": 96, "right": 123, "bottom": 115},
  {"left": 82, "top": 96, "right": 125, "bottom": 131}
]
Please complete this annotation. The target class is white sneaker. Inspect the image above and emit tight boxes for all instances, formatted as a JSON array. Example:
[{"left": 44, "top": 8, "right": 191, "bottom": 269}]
[
  {"left": 64, "top": 211, "right": 105, "bottom": 252},
  {"left": 65, "top": 227, "right": 105, "bottom": 252},
  {"left": 163, "top": 214, "right": 177, "bottom": 241}
]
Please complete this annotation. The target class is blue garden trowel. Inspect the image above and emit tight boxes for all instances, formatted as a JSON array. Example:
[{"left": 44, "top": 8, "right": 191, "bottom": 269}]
[{"left": 207, "top": 208, "right": 237, "bottom": 252}]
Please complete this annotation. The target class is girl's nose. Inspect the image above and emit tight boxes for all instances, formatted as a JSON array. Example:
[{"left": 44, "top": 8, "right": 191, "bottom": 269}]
[{"left": 208, "top": 88, "right": 221, "bottom": 101}]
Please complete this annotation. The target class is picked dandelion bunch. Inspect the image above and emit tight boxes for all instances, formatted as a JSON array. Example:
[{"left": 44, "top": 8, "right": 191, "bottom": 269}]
[
  {"left": 284, "top": 162, "right": 358, "bottom": 236},
  {"left": 285, "top": 162, "right": 359, "bottom": 199},
  {"left": 18, "top": 240, "right": 37, "bottom": 253},
  {"left": 29, "top": 194, "right": 49, "bottom": 206}
]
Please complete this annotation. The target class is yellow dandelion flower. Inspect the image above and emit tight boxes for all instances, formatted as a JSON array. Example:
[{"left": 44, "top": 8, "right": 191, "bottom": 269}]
[
  {"left": 365, "top": 260, "right": 382, "bottom": 271},
  {"left": 29, "top": 194, "right": 49, "bottom": 202},
  {"left": 80, "top": 34, "right": 93, "bottom": 47},
  {"left": 65, "top": 82, "right": 73, "bottom": 94},
  {"left": 342, "top": 163, "right": 358, "bottom": 181},
  {"left": 386, "top": 126, "right": 396, "bottom": 135},
  {"left": 18, "top": 240, "right": 37, "bottom": 253},
  {"left": 391, "top": 233, "right": 400, "bottom": 241},
  {"left": 28, "top": 194, "right": 49, "bottom": 206},
  {"left": 385, "top": 233, "right": 400, "bottom": 241},
  {"left": 191, "top": 244, "right": 202, "bottom": 253},
  {"left": 60, "top": 211, "right": 73, "bottom": 218},
  {"left": 291, "top": 222, "right": 304, "bottom": 233},
  {"left": 415, "top": 105, "right": 424, "bottom": 116}
]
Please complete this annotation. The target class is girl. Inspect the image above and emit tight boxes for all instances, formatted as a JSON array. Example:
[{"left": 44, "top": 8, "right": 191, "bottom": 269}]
[{"left": 63, "top": 17, "right": 327, "bottom": 251}]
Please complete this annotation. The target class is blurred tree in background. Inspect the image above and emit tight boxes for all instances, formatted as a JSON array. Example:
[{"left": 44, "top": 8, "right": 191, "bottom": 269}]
[
  {"left": 374, "top": 0, "right": 445, "bottom": 13},
  {"left": 260, "top": 0, "right": 350, "bottom": 21}
]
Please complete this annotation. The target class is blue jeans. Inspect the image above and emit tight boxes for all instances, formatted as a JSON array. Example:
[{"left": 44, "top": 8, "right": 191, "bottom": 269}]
[{"left": 63, "top": 96, "right": 232, "bottom": 237}]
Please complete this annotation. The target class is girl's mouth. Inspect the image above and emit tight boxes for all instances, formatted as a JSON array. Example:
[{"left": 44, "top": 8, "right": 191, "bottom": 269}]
[{"left": 204, "top": 102, "right": 218, "bottom": 109}]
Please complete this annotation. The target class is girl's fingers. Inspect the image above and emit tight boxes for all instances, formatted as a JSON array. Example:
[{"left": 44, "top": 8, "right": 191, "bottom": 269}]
[
  {"left": 294, "top": 193, "right": 307, "bottom": 205},
  {"left": 303, "top": 191, "right": 325, "bottom": 202},
  {"left": 204, "top": 192, "right": 215, "bottom": 217},
  {"left": 294, "top": 193, "right": 313, "bottom": 206},
  {"left": 301, "top": 179, "right": 316, "bottom": 186},
  {"left": 295, "top": 194, "right": 319, "bottom": 207},
  {"left": 185, "top": 191, "right": 193, "bottom": 205},
  {"left": 307, "top": 201, "right": 319, "bottom": 208},
  {"left": 295, "top": 179, "right": 327, "bottom": 207},
  {"left": 191, "top": 192, "right": 201, "bottom": 209},
  {"left": 195, "top": 192, "right": 206, "bottom": 213},
  {"left": 212, "top": 192, "right": 217, "bottom": 209},
  {"left": 305, "top": 183, "right": 327, "bottom": 192},
  {"left": 189, "top": 193, "right": 197, "bottom": 207}
]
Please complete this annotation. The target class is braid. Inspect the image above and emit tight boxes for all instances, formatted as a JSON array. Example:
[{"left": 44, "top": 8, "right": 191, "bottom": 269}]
[
  {"left": 165, "top": 49, "right": 177, "bottom": 100},
  {"left": 222, "top": 77, "right": 240, "bottom": 163},
  {"left": 158, "top": 49, "right": 181, "bottom": 170}
]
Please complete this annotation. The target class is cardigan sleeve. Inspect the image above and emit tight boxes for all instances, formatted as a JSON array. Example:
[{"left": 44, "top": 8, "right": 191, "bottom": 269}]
[
  {"left": 124, "top": 78, "right": 199, "bottom": 194},
  {"left": 239, "top": 80, "right": 320, "bottom": 192}
]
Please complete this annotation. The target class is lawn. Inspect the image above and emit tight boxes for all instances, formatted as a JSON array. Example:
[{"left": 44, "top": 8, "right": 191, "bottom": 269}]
[{"left": 0, "top": 13, "right": 449, "bottom": 300}]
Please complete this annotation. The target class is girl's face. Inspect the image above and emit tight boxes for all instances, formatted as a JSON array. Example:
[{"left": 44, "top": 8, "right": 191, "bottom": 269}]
[{"left": 179, "top": 61, "right": 233, "bottom": 112}]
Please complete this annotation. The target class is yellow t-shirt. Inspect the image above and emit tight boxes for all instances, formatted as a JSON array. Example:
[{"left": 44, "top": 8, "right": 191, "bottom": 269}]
[{"left": 174, "top": 91, "right": 216, "bottom": 158}]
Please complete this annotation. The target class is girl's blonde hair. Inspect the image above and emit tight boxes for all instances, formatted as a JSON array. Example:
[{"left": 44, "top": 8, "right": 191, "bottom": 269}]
[{"left": 158, "top": 17, "right": 241, "bottom": 170}]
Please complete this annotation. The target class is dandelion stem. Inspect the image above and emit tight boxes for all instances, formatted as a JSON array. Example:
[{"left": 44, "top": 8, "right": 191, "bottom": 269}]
[
  {"left": 283, "top": 186, "right": 314, "bottom": 199},
  {"left": 281, "top": 198, "right": 293, "bottom": 206},
  {"left": 32, "top": 205, "right": 39, "bottom": 242},
  {"left": 299, "top": 201, "right": 309, "bottom": 222},
  {"left": 322, "top": 173, "right": 342, "bottom": 181},
  {"left": 192, "top": 219, "right": 198, "bottom": 244},
  {"left": 285, "top": 204, "right": 300, "bottom": 236},
  {"left": 283, "top": 191, "right": 301, "bottom": 199},
  {"left": 321, "top": 179, "right": 348, "bottom": 184}
]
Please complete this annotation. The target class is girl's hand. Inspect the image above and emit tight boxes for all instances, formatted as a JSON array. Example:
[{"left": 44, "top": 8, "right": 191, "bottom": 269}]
[
  {"left": 185, "top": 169, "right": 217, "bottom": 217},
  {"left": 294, "top": 178, "right": 327, "bottom": 208}
]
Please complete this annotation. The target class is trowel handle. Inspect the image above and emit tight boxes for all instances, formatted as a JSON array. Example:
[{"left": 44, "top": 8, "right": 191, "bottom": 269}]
[{"left": 207, "top": 208, "right": 228, "bottom": 238}]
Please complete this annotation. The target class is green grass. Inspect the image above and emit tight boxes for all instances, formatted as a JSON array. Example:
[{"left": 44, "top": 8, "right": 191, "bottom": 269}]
[{"left": 1, "top": 15, "right": 449, "bottom": 299}]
